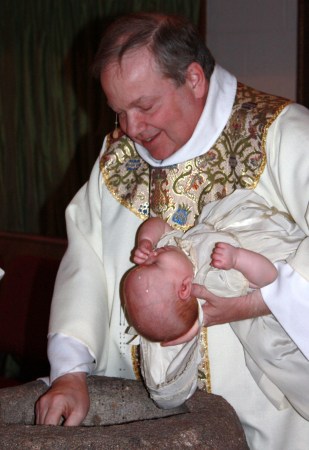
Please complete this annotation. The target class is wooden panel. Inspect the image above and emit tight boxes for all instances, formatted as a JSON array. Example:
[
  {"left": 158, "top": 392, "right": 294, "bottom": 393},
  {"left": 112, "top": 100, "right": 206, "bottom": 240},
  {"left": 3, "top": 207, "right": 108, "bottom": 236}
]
[
  {"left": 297, "top": 0, "right": 309, "bottom": 107},
  {"left": 0, "top": 231, "right": 67, "bottom": 267}
]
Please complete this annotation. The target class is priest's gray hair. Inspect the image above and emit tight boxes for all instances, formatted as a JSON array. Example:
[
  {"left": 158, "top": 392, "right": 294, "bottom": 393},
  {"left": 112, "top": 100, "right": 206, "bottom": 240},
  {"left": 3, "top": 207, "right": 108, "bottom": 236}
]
[{"left": 92, "top": 12, "right": 215, "bottom": 86}]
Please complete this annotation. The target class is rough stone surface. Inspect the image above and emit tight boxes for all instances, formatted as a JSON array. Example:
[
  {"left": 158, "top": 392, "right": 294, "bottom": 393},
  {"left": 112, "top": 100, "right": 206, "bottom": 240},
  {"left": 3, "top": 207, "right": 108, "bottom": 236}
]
[
  {"left": 0, "top": 376, "right": 249, "bottom": 449},
  {"left": 0, "top": 377, "right": 187, "bottom": 426}
]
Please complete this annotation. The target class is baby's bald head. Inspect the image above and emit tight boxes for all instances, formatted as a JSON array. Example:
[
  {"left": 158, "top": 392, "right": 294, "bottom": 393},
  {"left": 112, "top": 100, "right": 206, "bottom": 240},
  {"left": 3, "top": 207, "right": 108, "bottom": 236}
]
[{"left": 123, "top": 266, "right": 198, "bottom": 342}]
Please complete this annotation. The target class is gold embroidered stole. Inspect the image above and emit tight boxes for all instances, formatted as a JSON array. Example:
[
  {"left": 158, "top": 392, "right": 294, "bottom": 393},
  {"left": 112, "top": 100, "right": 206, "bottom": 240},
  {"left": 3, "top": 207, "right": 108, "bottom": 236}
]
[{"left": 100, "top": 83, "right": 291, "bottom": 390}]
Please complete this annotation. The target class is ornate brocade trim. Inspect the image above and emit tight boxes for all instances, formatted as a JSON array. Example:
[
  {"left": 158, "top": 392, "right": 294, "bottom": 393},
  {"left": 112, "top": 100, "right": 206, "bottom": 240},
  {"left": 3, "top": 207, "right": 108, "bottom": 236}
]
[
  {"left": 100, "top": 84, "right": 291, "bottom": 233},
  {"left": 100, "top": 134, "right": 150, "bottom": 220},
  {"left": 198, "top": 327, "right": 211, "bottom": 392},
  {"left": 149, "top": 85, "right": 291, "bottom": 230},
  {"left": 131, "top": 344, "right": 142, "bottom": 380}
]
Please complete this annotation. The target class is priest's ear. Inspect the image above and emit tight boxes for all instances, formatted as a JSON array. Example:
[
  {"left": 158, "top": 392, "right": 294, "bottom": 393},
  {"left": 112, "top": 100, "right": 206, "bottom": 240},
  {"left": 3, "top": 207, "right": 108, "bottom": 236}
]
[
  {"left": 178, "top": 276, "right": 193, "bottom": 300},
  {"left": 185, "top": 62, "right": 208, "bottom": 99}
]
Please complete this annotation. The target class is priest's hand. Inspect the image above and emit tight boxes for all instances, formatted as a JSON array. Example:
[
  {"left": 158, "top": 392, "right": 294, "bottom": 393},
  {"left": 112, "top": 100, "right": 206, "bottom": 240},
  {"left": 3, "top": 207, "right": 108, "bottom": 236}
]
[
  {"left": 191, "top": 284, "right": 270, "bottom": 326},
  {"left": 161, "top": 284, "right": 270, "bottom": 346},
  {"left": 35, "top": 372, "right": 89, "bottom": 426}
]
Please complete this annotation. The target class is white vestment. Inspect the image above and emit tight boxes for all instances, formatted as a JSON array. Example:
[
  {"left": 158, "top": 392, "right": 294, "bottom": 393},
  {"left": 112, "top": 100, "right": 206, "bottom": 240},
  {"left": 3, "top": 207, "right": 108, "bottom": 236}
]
[{"left": 48, "top": 66, "right": 309, "bottom": 450}]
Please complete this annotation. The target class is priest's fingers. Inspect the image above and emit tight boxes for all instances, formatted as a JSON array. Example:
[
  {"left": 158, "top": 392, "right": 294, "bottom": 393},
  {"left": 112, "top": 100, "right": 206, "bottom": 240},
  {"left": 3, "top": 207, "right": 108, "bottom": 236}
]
[
  {"left": 191, "top": 283, "right": 210, "bottom": 300},
  {"left": 35, "top": 372, "right": 89, "bottom": 426}
]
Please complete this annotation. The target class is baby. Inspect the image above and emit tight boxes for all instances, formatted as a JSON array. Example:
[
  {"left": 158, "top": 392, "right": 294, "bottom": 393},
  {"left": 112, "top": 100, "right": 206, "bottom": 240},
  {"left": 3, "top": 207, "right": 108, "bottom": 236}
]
[
  {"left": 123, "top": 216, "right": 277, "bottom": 343},
  {"left": 123, "top": 189, "right": 309, "bottom": 421}
]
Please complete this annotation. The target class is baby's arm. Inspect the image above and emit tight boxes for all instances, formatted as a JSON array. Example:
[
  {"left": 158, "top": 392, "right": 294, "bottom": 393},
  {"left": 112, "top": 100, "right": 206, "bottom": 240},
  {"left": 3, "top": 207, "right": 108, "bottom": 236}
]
[
  {"left": 133, "top": 218, "right": 172, "bottom": 264},
  {"left": 211, "top": 242, "right": 278, "bottom": 288}
]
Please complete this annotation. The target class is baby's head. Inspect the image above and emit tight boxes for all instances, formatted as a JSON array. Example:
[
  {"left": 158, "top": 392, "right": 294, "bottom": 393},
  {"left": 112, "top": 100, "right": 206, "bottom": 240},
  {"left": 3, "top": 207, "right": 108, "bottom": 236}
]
[{"left": 123, "top": 245, "right": 197, "bottom": 342}]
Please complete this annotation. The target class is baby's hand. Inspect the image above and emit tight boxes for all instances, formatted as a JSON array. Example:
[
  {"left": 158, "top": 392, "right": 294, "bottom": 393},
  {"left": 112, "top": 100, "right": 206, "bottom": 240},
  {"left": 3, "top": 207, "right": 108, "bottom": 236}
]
[
  {"left": 210, "top": 242, "right": 237, "bottom": 270},
  {"left": 133, "top": 239, "right": 154, "bottom": 264}
]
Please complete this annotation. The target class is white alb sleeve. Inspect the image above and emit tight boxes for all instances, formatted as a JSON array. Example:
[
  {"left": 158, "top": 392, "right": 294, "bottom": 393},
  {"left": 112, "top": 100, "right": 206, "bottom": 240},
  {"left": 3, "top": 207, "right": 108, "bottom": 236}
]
[
  {"left": 47, "top": 333, "right": 96, "bottom": 384},
  {"left": 261, "top": 261, "right": 309, "bottom": 359}
]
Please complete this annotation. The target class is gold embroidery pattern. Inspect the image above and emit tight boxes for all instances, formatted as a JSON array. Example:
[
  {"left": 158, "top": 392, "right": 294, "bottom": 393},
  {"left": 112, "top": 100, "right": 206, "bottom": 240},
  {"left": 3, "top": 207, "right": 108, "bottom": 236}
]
[
  {"left": 131, "top": 344, "right": 142, "bottom": 380},
  {"left": 100, "top": 84, "right": 291, "bottom": 387},
  {"left": 197, "top": 327, "right": 211, "bottom": 392},
  {"left": 100, "top": 134, "right": 150, "bottom": 220},
  {"left": 149, "top": 84, "right": 291, "bottom": 231}
]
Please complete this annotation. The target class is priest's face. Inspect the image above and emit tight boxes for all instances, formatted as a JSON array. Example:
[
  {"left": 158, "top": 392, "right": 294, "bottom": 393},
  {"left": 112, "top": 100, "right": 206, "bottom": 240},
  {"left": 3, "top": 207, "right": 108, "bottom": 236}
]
[{"left": 101, "top": 47, "right": 208, "bottom": 161}]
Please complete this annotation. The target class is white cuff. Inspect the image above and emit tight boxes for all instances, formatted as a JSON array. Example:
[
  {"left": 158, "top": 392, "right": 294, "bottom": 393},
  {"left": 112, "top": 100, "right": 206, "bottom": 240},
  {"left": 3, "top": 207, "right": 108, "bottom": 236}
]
[
  {"left": 47, "top": 333, "right": 96, "bottom": 384},
  {"left": 261, "top": 262, "right": 309, "bottom": 358}
]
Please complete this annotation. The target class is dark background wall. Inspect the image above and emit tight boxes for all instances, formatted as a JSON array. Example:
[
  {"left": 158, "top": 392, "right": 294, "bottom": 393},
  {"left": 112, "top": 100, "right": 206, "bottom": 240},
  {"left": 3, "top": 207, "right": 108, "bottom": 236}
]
[
  {"left": 298, "top": 0, "right": 309, "bottom": 107},
  {"left": 0, "top": 0, "right": 203, "bottom": 237}
]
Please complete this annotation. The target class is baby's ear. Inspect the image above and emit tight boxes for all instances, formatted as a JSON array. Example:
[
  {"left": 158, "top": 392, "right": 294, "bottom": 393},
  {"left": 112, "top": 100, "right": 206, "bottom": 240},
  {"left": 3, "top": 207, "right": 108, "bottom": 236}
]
[{"left": 178, "top": 276, "right": 193, "bottom": 300}]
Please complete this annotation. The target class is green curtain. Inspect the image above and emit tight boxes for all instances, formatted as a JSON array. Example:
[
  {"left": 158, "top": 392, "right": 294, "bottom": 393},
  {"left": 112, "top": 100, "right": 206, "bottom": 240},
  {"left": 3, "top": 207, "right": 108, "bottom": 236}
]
[{"left": 0, "top": 0, "right": 202, "bottom": 237}]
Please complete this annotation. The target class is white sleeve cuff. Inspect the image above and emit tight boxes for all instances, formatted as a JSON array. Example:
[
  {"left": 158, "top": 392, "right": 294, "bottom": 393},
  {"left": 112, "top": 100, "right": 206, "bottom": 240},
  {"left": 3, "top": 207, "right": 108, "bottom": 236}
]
[
  {"left": 47, "top": 333, "right": 96, "bottom": 384},
  {"left": 261, "top": 262, "right": 309, "bottom": 358}
]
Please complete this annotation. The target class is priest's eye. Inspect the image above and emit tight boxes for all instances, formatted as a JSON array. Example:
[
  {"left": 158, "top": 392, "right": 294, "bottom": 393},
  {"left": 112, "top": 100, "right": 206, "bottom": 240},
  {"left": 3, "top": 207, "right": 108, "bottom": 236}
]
[{"left": 141, "top": 106, "right": 153, "bottom": 111}]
